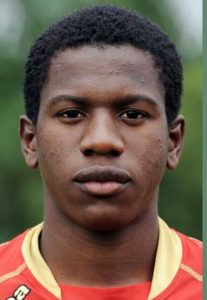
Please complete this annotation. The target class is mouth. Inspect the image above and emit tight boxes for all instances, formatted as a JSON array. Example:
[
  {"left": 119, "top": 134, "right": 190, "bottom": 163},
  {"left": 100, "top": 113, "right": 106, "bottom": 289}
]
[{"left": 72, "top": 166, "right": 131, "bottom": 196}]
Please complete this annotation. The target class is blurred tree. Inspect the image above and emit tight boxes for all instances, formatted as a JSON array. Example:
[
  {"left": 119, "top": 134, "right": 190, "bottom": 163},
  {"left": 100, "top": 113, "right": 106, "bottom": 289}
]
[{"left": 0, "top": 0, "right": 201, "bottom": 241}]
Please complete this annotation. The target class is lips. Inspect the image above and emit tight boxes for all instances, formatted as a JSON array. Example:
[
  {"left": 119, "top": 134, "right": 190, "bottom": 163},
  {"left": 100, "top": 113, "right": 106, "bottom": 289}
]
[{"left": 72, "top": 166, "right": 131, "bottom": 196}]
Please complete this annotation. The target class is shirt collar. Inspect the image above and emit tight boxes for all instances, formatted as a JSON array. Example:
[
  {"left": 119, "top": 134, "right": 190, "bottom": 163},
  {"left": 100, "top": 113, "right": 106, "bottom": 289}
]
[
  {"left": 148, "top": 218, "right": 182, "bottom": 299},
  {"left": 22, "top": 218, "right": 182, "bottom": 299}
]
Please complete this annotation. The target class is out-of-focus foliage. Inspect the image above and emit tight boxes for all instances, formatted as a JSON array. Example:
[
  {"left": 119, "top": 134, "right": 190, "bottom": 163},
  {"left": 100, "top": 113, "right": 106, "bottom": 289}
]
[{"left": 0, "top": 0, "right": 201, "bottom": 242}]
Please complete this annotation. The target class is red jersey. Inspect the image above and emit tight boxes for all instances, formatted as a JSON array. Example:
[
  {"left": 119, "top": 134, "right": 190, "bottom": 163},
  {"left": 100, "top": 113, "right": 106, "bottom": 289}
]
[{"left": 0, "top": 218, "right": 202, "bottom": 299}]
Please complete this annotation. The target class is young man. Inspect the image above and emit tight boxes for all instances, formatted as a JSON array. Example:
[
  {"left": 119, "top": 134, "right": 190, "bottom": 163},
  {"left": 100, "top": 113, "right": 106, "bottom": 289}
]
[{"left": 0, "top": 5, "right": 202, "bottom": 300}]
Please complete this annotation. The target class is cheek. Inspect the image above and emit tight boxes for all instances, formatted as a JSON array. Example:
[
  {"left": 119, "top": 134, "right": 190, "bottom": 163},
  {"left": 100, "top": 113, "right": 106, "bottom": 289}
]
[
  {"left": 36, "top": 128, "right": 79, "bottom": 181},
  {"left": 129, "top": 133, "right": 168, "bottom": 185},
  {"left": 144, "top": 137, "right": 168, "bottom": 166}
]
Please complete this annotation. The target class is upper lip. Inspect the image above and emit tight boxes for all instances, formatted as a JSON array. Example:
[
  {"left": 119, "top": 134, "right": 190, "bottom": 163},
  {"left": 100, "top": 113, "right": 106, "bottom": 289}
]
[{"left": 72, "top": 166, "right": 131, "bottom": 183}]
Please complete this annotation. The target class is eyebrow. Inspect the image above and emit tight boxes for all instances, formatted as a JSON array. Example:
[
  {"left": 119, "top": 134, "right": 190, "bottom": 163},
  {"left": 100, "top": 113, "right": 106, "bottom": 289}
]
[{"left": 47, "top": 94, "right": 161, "bottom": 110}]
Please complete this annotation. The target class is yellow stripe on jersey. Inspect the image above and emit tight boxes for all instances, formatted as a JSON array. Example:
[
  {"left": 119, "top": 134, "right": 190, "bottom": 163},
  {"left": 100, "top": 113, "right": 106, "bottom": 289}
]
[
  {"left": 0, "top": 262, "right": 26, "bottom": 283},
  {"left": 180, "top": 263, "right": 202, "bottom": 282}
]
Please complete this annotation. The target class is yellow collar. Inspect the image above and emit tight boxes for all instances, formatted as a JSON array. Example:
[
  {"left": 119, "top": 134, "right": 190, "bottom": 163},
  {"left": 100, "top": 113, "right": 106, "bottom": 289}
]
[
  {"left": 148, "top": 218, "right": 182, "bottom": 299},
  {"left": 22, "top": 218, "right": 182, "bottom": 299}
]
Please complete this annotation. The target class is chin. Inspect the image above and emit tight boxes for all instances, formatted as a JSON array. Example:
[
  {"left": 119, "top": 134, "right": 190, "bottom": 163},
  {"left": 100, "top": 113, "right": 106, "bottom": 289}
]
[
  {"left": 80, "top": 208, "right": 132, "bottom": 232},
  {"left": 87, "top": 219, "right": 127, "bottom": 232}
]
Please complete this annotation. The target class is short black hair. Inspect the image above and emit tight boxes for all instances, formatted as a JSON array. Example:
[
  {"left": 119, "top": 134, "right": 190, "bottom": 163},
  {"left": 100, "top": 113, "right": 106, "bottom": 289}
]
[{"left": 24, "top": 5, "right": 182, "bottom": 124}]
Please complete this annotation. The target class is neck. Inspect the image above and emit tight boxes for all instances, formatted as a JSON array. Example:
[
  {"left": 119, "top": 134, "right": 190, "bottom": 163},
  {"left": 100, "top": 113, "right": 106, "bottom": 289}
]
[{"left": 40, "top": 206, "right": 159, "bottom": 287}]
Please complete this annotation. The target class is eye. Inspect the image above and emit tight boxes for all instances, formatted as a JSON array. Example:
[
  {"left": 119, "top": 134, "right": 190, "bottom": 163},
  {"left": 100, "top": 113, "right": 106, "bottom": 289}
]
[
  {"left": 57, "top": 109, "right": 86, "bottom": 122},
  {"left": 119, "top": 109, "right": 147, "bottom": 120}
]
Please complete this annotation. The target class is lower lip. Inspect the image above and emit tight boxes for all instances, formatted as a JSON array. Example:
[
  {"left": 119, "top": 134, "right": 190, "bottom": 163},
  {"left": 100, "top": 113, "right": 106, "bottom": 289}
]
[{"left": 76, "top": 181, "right": 128, "bottom": 196}]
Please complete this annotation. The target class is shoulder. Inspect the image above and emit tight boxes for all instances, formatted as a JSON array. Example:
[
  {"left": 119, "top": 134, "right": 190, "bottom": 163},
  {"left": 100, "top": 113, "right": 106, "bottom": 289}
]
[
  {"left": 0, "top": 229, "right": 33, "bottom": 298},
  {"left": 0, "top": 230, "right": 28, "bottom": 278},
  {"left": 176, "top": 231, "right": 202, "bottom": 280},
  {"left": 154, "top": 222, "right": 202, "bottom": 299}
]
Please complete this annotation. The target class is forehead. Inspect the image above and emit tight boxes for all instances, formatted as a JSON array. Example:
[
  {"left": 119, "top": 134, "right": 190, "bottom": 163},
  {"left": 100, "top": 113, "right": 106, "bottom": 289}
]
[{"left": 41, "top": 45, "right": 164, "bottom": 105}]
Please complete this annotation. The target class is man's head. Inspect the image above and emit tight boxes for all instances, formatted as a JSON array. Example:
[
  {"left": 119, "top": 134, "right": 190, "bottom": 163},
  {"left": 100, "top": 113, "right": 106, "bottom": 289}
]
[
  {"left": 24, "top": 5, "right": 182, "bottom": 125},
  {"left": 20, "top": 6, "right": 184, "bottom": 232}
]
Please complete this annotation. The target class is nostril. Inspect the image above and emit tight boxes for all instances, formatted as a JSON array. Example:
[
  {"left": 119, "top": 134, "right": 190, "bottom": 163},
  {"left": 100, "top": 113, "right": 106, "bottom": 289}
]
[
  {"left": 83, "top": 149, "right": 120, "bottom": 157},
  {"left": 110, "top": 150, "right": 120, "bottom": 157},
  {"left": 84, "top": 149, "right": 94, "bottom": 156}
]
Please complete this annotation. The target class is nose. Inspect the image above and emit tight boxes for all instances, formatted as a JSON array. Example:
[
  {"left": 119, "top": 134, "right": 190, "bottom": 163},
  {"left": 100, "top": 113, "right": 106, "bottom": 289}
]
[{"left": 79, "top": 111, "right": 124, "bottom": 157}]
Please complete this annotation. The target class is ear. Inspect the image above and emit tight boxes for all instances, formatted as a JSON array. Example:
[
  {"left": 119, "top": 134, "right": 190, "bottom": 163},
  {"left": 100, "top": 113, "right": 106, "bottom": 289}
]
[
  {"left": 19, "top": 115, "right": 38, "bottom": 169},
  {"left": 167, "top": 115, "right": 185, "bottom": 170}
]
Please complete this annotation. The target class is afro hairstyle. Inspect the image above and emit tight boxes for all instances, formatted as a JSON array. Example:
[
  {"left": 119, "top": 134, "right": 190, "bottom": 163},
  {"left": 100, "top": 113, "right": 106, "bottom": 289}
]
[{"left": 24, "top": 5, "right": 182, "bottom": 124}]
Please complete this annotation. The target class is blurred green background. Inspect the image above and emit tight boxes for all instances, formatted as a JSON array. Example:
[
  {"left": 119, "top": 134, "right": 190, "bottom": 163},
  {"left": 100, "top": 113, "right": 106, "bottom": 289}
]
[{"left": 0, "top": 0, "right": 202, "bottom": 242}]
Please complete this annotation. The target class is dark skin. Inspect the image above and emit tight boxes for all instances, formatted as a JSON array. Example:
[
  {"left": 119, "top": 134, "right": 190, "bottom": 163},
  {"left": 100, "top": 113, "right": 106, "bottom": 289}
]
[{"left": 20, "top": 45, "right": 184, "bottom": 287}]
